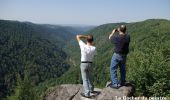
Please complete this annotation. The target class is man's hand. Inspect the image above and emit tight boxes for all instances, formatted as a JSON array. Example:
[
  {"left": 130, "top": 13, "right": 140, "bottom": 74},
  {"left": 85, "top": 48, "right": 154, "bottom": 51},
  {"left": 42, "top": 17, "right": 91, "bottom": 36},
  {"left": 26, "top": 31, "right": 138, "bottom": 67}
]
[
  {"left": 112, "top": 29, "right": 117, "bottom": 33},
  {"left": 109, "top": 29, "right": 117, "bottom": 40},
  {"left": 76, "top": 35, "right": 88, "bottom": 42}
]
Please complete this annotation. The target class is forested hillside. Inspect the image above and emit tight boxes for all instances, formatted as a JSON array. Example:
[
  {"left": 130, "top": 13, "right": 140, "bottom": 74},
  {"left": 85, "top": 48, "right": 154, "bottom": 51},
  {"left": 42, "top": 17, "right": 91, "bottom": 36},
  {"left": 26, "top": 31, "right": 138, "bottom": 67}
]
[
  {"left": 39, "top": 19, "right": 170, "bottom": 97},
  {"left": 0, "top": 20, "right": 76, "bottom": 99},
  {"left": 88, "top": 19, "right": 170, "bottom": 96},
  {"left": 1, "top": 19, "right": 170, "bottom": 99}
]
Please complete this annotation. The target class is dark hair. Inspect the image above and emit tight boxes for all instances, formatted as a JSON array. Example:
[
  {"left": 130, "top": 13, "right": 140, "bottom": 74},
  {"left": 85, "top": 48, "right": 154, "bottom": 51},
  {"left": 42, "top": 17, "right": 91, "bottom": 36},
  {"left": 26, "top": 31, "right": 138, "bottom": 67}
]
[
  {"left": 87, "top": 35, "right": 94, "bottom": 43},
  {"left": 119, "top": 25, "right": 126, "bottom": 33}
]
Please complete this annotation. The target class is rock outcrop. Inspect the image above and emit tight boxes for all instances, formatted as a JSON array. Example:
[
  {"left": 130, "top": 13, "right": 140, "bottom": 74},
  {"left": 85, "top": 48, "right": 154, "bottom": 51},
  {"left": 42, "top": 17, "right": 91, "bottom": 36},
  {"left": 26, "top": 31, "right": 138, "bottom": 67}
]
[{"left": 44, "top": 82, "right": 135, "bottom": 100}]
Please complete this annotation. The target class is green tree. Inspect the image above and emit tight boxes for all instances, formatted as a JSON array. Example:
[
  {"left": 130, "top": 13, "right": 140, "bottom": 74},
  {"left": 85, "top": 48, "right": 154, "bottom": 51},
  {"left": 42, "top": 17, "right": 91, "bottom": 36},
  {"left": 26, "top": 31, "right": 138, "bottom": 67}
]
[{"left": 7, "top": 74, "right": 38, "bottom": 100}]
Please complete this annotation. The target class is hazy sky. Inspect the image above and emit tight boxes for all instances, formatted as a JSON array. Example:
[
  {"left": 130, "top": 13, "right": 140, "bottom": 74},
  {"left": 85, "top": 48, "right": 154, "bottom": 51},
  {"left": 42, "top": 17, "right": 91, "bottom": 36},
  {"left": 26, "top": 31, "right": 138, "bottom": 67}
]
[{"left": 0, "top": 0, "right": 170, "bottom": 25}]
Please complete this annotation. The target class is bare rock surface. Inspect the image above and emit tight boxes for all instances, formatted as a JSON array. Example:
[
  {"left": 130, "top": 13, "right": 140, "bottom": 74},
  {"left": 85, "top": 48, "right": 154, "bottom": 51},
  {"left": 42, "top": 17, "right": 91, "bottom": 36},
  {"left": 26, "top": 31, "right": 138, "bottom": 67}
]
[{"left": 44, "top": 82, "right": 135, "bottom": 100}]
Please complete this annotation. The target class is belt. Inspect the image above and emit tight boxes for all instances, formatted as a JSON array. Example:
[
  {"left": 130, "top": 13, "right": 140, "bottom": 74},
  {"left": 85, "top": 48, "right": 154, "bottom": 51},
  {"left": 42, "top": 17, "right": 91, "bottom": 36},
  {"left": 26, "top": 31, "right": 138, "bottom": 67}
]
[
  {"left": 81, "top": 61, "right": 92, "bottom": 63},
  {"left": 114, "top": 53, "right": 126, "bottom": 56}
]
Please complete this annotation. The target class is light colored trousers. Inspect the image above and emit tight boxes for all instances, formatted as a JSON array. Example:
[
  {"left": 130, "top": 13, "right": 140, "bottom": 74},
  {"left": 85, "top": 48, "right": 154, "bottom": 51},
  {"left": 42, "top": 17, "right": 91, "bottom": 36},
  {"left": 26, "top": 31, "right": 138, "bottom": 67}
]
[{"left": 80, "top": 63, "right": 94, "bottom": 97}]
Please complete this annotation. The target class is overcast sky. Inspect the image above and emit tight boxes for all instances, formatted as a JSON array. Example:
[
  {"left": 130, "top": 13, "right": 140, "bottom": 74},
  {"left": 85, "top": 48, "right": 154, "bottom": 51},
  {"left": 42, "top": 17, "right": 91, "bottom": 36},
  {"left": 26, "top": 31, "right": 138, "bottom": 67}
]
[{"left": 0, "top": 0, "right": 170, "bottom": 25}]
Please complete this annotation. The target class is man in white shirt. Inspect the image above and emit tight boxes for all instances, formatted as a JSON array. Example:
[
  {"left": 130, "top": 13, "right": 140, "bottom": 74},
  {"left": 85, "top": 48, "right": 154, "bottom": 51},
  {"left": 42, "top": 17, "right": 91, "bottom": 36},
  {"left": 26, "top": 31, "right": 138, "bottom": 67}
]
[{"left": 76, "top": 34, "right": 96, "bottom": 98}]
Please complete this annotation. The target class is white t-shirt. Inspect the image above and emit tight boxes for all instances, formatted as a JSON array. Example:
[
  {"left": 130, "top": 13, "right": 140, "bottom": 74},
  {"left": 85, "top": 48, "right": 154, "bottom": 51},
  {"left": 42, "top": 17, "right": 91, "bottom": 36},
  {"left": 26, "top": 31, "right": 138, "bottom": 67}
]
[{"left": 79, "top": 40, "right": 96, "bottom": 62}]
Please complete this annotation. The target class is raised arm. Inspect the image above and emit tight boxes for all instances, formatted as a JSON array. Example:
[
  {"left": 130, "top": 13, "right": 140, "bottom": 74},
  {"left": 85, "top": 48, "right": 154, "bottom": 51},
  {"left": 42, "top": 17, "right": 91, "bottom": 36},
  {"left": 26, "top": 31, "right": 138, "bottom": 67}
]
[
  {"left": 109, "top": 29, "right": 117, "bottom": 40},
  {"left": 76, "top": 35, "right": 88, "bottom": 42}
]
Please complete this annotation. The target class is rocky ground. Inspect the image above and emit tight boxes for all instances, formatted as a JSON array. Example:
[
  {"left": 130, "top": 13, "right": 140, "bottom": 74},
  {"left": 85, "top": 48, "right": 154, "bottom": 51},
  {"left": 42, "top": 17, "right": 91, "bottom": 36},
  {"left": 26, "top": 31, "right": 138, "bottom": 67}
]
[{"left": 44, "top": 82, "right": 135, "bottom": 100}]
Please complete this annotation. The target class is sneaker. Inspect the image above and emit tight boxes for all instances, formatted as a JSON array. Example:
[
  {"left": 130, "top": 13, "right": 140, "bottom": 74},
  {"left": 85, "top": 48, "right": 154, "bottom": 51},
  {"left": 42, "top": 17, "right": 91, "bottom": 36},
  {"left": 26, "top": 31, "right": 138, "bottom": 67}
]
[
  {"left": 80, "top": 93, "right": 91, "bottom": 98},
  {"left": 91, "top": 91, "right": 97, "bottom": 94},
  {"left": 106, "top": 82, "right": 112, "bottom": 87},
  {"left": 110, "top": 84, "right": 121, "bottom": 89},
  {"left": 91, "top": 91, "right": 100, "bottom": 95}
]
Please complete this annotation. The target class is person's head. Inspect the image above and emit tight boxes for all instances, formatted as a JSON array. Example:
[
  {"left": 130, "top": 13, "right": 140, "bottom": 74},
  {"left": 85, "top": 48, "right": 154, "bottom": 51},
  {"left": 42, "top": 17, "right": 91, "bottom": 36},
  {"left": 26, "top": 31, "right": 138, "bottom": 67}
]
[
  {"left": 86, "top": 35, "right": 94, "bottom": 44},
  {"left": 118, "top": 25, "right": 126, "bottom": 33}
]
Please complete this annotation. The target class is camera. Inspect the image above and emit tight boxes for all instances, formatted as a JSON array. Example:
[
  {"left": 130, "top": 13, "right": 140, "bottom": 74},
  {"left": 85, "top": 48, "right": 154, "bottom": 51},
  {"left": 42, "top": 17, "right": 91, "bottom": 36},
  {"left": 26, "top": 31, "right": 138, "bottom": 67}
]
[{"left": 115, "top": 28, "right": 118, "bottom": 32}]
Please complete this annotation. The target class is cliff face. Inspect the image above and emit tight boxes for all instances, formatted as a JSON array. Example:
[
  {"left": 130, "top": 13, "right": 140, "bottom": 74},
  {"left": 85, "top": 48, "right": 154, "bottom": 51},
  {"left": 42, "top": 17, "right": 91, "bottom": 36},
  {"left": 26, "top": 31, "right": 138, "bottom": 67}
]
[{"left": 44, "top": 82, "right": 135, "bottom": 100}]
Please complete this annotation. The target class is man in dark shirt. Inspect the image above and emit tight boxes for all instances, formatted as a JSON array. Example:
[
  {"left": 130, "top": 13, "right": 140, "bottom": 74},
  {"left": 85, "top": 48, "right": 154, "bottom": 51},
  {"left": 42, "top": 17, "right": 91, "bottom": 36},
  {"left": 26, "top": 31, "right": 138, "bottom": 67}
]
[{"left": 108, "top": 25, "right": 130, "bottom": 88}]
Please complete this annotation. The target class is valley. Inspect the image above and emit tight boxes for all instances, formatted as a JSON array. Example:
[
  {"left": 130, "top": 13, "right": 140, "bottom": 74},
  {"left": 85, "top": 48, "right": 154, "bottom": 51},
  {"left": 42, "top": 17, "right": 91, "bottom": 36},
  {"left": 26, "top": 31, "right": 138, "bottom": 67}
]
[{"left": 0, "top": 19, "right": 170, "bottom": 99}]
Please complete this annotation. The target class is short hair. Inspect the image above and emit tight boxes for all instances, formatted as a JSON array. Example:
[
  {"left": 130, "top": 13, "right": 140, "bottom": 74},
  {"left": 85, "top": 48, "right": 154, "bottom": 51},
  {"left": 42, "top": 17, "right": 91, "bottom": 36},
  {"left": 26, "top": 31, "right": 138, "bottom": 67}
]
[
  {"left": 87, "top": 35, "right": 94, "bottom": 43},
  {"left": 119, "top": 25, "right": 126, "bottom": 33}
]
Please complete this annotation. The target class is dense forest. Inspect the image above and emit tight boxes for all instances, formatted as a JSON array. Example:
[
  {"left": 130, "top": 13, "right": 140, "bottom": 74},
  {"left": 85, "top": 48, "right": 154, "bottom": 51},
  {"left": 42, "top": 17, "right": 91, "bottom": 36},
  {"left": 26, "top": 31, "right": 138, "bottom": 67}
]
[
  {"left": 36, "top": 19, "right": 170, "bottom": 98},
  {"left": 88, "top": 19, "right": 170, "bottom": 96},
  {"left": 0, "top": 20, "right": 90, "bottom": 100},
  {"left": 0, "top": 19, "right": 170, "bottom": 100}
]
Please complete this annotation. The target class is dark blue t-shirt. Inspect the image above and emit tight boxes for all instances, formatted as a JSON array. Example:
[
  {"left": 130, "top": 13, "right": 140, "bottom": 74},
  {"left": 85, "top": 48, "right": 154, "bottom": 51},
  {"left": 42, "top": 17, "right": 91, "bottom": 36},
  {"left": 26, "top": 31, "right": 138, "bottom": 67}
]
[{"left": 111, "top": 34, "right": 130, "bottom": 55}]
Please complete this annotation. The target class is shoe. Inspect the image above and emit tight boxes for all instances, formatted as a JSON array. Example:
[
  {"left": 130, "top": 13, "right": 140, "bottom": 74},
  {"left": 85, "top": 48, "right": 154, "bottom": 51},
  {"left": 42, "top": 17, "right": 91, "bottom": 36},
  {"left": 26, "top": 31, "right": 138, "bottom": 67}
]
[
  {"left": 120, "top": 81, "right": 127, "bottom": 86},
  {"left": 110, "top": 84, "right": 121, "bottom": 89},
  {"left": 106, "top": 82, "right": 112, "bottom": 87},
  {"left": 80, "top": 93, "right": 91, "bottom": 98},
  {"left": 91, "top": 91, "right": 97, "bottom": 94},
  {"left": 91, "top": 91, "right": 100, "bottom": 95},
  {"left": 120, "top": 82, "right": 125, "bottom": 86}
]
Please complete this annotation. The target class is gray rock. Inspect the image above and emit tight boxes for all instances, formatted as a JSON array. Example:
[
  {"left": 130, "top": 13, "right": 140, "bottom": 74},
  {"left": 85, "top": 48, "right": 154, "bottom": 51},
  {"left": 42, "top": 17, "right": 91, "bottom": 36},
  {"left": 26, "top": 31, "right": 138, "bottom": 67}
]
[
  {"left": 98, "top": 82, "right": 135, "bottom": 100},
  {"left": 44, "top": 84, "right": 83, "bottom": 100},
  {"left": 44, "top": 83, "right": 135, "bottom": 100}
]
